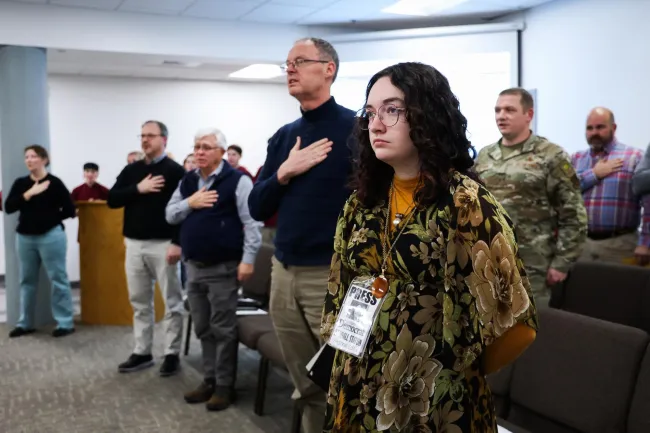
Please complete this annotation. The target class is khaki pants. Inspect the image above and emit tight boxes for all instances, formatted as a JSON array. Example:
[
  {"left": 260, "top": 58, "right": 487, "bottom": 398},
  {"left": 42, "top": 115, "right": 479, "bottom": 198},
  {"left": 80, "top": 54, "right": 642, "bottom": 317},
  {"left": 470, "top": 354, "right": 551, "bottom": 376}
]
[
  {"left": 269, "top": 256, "right": 329, "bottom": 433},
  {"left": 124, "top": 238, "right": 184, "bottom": 356},
  {"left": 579, "top": 232, "right": 638, "bottom": 264}
]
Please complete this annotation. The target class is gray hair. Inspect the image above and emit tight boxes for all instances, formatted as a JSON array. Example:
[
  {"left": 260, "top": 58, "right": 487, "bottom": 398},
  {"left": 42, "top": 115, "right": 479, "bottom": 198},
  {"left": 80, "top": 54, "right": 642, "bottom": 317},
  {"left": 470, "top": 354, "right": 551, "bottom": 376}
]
[
  {"left": 194, "top": 128, "right": 227, "bottom": 149},
  {"left": 296, "top": 37, "right": 340, "bottom": 82}
]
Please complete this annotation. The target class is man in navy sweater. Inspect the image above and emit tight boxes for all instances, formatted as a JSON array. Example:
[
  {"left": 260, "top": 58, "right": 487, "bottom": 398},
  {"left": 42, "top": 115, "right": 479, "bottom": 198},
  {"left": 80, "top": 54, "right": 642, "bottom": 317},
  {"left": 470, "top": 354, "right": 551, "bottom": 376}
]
[{"left": 248, "top": 37, "right": 355, "bottom": 433}]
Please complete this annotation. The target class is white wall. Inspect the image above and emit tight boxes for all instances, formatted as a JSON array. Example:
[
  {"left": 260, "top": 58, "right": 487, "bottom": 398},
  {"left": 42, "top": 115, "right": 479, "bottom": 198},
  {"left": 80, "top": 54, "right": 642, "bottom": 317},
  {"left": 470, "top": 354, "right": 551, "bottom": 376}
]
[
  {"left": 332, "top": 51, "right": 513, "bottom": 151},
  {"left": 522, "top": 0, "right": 650, "bottom": 154},
  {"left": 330, "top": 26, "right": 519, "bottom": 150},
  {"left": 332, "top": 27, "right": 520, "bottom": 91},
  {"left": 0, "top": 75, "right": 299, "bottom": 280}
]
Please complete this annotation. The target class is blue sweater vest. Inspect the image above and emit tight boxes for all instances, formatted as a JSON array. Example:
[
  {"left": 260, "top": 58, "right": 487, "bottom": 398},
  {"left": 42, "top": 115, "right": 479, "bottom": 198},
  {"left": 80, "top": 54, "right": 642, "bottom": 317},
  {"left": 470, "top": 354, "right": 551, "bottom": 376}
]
[{"left": 179, "top": 162, "right": 243, "bottom": 263}]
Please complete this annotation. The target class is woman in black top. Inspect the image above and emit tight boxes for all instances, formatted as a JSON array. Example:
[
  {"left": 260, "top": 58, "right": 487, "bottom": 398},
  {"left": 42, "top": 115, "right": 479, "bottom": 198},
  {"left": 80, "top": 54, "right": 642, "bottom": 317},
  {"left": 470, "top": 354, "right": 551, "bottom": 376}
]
[{"left": 5, "top": 145, "right": 76, "bottom": 338}]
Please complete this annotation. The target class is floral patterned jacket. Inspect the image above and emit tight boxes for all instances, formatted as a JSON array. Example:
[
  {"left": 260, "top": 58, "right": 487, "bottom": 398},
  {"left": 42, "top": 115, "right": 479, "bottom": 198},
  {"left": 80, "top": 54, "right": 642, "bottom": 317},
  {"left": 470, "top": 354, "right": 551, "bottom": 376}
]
[{"left": 321, "top": 171, "right": 538, "bottom": 433}]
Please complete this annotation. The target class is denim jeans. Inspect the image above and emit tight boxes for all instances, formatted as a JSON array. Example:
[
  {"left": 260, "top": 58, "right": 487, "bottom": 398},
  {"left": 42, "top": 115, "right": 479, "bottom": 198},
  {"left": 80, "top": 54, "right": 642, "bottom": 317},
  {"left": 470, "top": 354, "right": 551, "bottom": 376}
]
[{"left": 16, "top": 225, "right": 74, "bottom": 329}]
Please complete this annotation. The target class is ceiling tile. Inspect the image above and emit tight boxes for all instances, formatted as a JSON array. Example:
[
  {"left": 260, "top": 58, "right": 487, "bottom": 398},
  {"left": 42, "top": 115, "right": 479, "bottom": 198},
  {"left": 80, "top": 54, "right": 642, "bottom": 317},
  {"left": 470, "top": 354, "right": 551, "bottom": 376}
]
[
  {"left": 50, "top": 0, "right": 122, "bottom": 10},
  {"left": 486, "top": 0, "right": 554, "bottom": 8},
  {"left": 7, "top": 0, "right": 48, "bottom": 4},
  {"left": 296, "top": 0, "right": 396, "bottom": 24},
  {"left": 379, "top": 0, "right": 507, "bottom": 17},
  {"left": 119, "top": 0, "right": 197, "bottom": 15},
  {"left": 298, "top": 0, "right": 541, "bottom": 24},
  {"left": 183, "top": 0, "right": 263, "bottom": 20},
  {"left": 268, "top": 0, "right": 339, "bottom": 7},
  {"left": 429, "top": 0, "right": 554, "bottom": 16},
  {"left": 296, "top": 9, "right": 370, "bottom": 24},
  {"left": 240, "top": 3, "right": 316, "bottom": 24}
]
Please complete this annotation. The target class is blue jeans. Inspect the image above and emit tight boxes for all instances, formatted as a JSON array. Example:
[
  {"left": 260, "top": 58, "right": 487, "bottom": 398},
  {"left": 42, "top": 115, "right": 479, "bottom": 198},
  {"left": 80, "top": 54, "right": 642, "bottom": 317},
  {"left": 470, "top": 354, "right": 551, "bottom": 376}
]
[{"left": 16, "top": 225, "right": 74, "bottom": 329}]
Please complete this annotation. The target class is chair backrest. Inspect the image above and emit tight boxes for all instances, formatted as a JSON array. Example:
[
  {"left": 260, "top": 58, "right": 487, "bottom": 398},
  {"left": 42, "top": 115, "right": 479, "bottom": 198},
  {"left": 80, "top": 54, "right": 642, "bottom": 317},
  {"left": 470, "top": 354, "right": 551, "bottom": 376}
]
[
  {"left": 487, "top": 363, "right": 514, "bottom": 419},
  {"left": 551, "top": 261, "right": 650, "bottom": 333},
  {"left": 507, "top": 308, "right": 649, "bottom": 433},
  {"left": 241, "top": 243, "right": 274, "bottom": 304},
  {"left": 627, "top": 344, "right": 650, "bottom": 433}
]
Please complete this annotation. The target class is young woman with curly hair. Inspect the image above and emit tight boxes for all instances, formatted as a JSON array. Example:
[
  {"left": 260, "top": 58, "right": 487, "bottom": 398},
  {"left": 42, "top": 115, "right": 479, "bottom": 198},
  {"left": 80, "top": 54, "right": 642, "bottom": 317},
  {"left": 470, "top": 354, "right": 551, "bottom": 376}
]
[{"left": 321, "top": 62, "right": 539, "bottom": 432}]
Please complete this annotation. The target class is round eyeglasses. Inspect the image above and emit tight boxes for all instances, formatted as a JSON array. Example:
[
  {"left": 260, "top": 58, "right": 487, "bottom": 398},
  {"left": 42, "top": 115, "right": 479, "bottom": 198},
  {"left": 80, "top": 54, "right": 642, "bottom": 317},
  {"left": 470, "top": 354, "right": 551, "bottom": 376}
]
[{"left": 357, "top": 104, "right": 407, "bottom": 130}]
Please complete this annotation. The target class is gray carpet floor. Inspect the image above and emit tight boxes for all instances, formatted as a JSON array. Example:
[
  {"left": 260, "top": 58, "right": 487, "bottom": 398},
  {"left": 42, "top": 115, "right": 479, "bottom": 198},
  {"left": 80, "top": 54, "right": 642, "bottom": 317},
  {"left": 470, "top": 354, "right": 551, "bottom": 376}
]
[{"left": 0, "top": 319, "right": 295, "bottom": 433}]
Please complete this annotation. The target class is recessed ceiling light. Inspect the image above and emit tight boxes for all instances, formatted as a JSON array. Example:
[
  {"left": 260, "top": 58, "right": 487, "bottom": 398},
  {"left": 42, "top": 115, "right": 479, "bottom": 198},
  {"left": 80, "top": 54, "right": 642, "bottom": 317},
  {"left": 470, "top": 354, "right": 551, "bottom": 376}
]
[
  {"left": 381, "top": 0, "right": 469, "bottom": 16},
  {"left": 229, "top": 64, "right": 284, "bottom": 79}
]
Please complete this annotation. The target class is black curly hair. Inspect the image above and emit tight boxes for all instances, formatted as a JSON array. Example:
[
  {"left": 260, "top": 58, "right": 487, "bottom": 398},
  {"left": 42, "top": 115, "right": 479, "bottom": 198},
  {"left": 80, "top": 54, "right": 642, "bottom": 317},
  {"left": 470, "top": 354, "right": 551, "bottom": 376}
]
[{"left": 351, "top": 62, "right": 479, "bottom": 208}]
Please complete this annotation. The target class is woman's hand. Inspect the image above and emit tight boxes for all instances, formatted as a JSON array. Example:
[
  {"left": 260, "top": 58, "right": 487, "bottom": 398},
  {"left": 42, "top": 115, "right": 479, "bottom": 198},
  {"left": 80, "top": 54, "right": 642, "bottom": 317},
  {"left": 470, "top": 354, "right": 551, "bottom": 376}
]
[{"left": 23, "top": 180, "right": 50, "bottom": 201}]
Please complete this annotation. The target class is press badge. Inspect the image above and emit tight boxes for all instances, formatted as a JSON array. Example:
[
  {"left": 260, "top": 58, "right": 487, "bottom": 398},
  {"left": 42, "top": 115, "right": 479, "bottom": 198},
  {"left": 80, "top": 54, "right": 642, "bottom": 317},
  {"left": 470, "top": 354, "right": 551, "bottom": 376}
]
[{"left": 327, "top": 276, "right": 386, "bottom": 358}]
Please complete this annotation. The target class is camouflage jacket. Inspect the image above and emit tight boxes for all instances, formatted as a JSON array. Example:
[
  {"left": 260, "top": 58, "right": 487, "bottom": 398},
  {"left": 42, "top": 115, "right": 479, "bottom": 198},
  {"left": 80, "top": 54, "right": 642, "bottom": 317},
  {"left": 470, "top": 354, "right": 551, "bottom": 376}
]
[{"left": 475, "top": 134, "right": 587, "bottom": 278}]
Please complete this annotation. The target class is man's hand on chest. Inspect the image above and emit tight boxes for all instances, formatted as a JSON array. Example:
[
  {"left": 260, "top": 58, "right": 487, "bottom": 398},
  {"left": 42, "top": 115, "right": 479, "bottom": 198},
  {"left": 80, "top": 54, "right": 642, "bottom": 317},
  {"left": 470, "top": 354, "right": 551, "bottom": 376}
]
[{"left": 137, "top": 174, "right": 165, "bottom": 194}]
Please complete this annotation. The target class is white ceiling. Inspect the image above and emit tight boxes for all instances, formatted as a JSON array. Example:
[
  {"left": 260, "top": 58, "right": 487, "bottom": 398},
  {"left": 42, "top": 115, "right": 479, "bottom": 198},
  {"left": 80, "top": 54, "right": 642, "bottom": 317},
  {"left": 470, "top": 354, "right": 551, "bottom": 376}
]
[
  {"left": 3, "top": 0, "right": 554, "bottom": 26},
  {"left": 30, "top": 0, "right": 554, "bottom": 83},
  {"left": 47, "top": 49, "right": 288, "bottom": 83}
]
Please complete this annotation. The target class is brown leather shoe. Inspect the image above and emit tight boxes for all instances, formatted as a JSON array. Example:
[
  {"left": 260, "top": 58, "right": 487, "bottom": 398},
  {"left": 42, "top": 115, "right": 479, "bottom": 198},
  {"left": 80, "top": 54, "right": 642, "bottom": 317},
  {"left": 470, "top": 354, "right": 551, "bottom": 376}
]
[
  {"left": 205, "top": 386, "right": 234, "bottom": 411},
  {"left": 184, "top": 380, "right": 215, "bottom": 404}
]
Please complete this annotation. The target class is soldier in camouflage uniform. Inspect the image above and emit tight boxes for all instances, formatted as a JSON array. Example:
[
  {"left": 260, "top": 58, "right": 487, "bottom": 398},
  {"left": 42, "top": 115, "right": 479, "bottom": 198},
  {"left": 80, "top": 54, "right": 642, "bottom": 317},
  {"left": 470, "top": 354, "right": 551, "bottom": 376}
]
[{"left": 475, "top": 88, "right": 587, "bottom": 304}]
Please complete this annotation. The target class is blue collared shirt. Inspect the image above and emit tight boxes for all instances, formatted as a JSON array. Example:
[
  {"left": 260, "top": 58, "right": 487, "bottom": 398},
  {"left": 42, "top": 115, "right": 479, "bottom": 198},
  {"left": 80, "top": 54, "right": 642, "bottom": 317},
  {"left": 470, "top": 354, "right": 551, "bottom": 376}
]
[
  {"left": 146, "top": 152, "right": 167, "bottom": 165},
  {"left": 165, "top": 160, "right": 263, "bottom": 264}
]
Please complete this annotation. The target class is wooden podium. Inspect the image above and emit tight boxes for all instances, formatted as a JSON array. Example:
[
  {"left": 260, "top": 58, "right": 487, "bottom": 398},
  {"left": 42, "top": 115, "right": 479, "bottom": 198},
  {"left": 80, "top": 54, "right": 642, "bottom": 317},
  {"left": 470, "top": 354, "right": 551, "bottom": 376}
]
[{"left": 77, "top": 201, "right": 165, "bottom": 326}]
